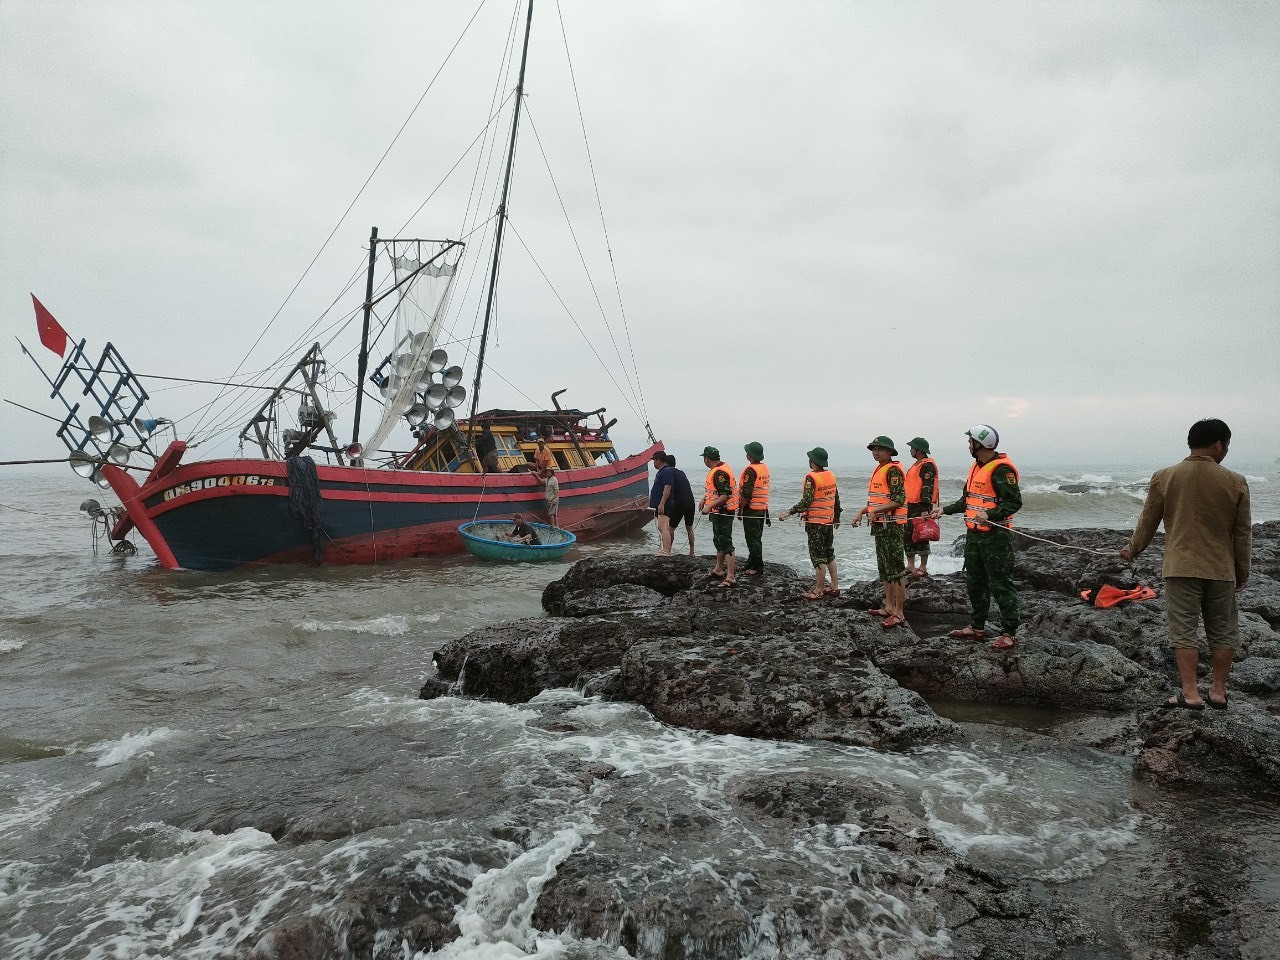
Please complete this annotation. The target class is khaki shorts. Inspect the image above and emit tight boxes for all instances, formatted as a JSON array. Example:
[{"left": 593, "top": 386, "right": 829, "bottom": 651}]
[{"left": 1165, "top": 577, "right": 1239, "bottom": 651}]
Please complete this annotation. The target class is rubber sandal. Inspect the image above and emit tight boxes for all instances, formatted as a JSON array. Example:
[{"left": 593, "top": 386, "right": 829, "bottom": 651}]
[
  {"left": 1160, "top": 691, "right": 1205, "bottom": 711},
  {"left": 716, "top": 579, "right": 735, "bottom": 589},
  {"left": 867, "top": 608, "right": 890, "bottom": 618},
  {"left": 802, "top": 589, "right": 825, "bottom": 600},
  {"left": 911, "top": 570, "right": 928, "bottom": 578},
  {"left": 881, "top": 614, "right": 905, "bottom": 629},
  {"left": 1206, "top": 693, "right": 1229, "bottom": 710},
  {"left": 948, "top": 626, "right": 984, "bottom": 639},
  {"left": 823, "top": 587, "right": 841, "bottom": 596},
  {"left": 991, "top": 634, "right": 1018, "bottom": 651}
]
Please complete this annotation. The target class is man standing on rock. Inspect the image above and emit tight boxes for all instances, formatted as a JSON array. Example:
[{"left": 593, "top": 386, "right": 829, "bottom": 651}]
[
  {"left": 650, "top": 451, "right": 675, "bottom": 555},
  {"left": 738, "top": 442, "right": 770, "bottom": 577},
  {"left": 699, "top": 446, "right": 738, "bottom": 588},
  {"left": 904, "top": 438, "right": 939, "bottom": 578},
  {"left": 1120, "top": 418, "right": 1251, "bottom": 710},
  {"left": 666, "top": 455, "right": 697, "bottom": 556},
  {"left": 852, "top": 437, "right": 909, "bottom": 629},
  {"left": 779, "top": 447, "right": 841, "bottom": 600},
  {"left": 931, "top": 424, "right": 1022, "bottom": 650}
]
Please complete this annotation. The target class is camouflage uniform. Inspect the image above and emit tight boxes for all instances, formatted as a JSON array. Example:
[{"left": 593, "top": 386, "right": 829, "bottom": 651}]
[
  {"left": 789, "top": 475, "right": 842, "bottom": 568},
  {"left": 708, "top": 467, "right": 736, "bottom": 555},
  {"left": 942, "top": 464, "right": 1023, "bottom": 635},
  {"left": 739, "top": 464, "right": 767, "bottom": 573},
  {"left": 905, "top": 461, "right": 937, "bottom": 559},
  {"left": 869, "top": 465, "right": 907, "bottom": 582}
]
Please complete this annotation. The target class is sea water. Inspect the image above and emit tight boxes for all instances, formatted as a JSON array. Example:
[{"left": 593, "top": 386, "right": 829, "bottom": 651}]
[{"left": 0, "top": 461, "right": 1276, "bottom": 959}]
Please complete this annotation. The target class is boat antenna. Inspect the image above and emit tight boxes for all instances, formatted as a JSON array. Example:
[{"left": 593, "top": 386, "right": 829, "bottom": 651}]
[
  {"left": 466, "top": 0, "right": 534, "bottom": 443},
  {"left": 351, "top": 225, "right": 379, "bottom": 451}
]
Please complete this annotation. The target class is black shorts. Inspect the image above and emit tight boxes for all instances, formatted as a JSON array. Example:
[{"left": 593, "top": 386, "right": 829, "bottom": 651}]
[{"left": 665, "top": 501, "right": 695, "bottom": 528}]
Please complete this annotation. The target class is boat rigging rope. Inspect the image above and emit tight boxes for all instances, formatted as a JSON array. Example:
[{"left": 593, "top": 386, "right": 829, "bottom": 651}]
[
  {"left": 523, "top": 105, "right": 647, "bottom": 424},
  {"left": 187, "top": 0, "right": 490, "bottom": 446},
  {"left": 553, "top": 4, "right": 650, "bottom": 424},
  {"left": 505, "top": 221, "right": 645, "bottom": 424}
]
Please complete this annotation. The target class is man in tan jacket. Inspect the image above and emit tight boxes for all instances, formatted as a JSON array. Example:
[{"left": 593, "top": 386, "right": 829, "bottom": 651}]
[{"left": 1121, "top": 419, "right": 1251, "bottom": 710}]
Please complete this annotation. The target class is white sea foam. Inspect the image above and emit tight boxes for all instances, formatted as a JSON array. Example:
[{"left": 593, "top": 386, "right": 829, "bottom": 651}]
[
  {"left": 294, "top": 614, "right": 410, "bottom": 636},
  {"left": 0, "top": 637, "right": 27, "bottom": 653},
  {"left": 0, "top": 781, "right": 84, "bottom": 837},
  {"left": 84, "top": 727, "right": 178, "bottom": 767}
]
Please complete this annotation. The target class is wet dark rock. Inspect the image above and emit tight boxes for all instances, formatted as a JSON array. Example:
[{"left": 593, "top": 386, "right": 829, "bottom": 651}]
[
  {"left": 1134, "top": 702, "right": 1280, "bottom": 790},
  {"left": 871, "top": 627, "right": 1166, "bottom": 711},
  {"left": 617, "top": 627, "right": 959, "bottom": 749},
  {"left": 409, "top": 525, "right": 1280, "bottom": 956}
]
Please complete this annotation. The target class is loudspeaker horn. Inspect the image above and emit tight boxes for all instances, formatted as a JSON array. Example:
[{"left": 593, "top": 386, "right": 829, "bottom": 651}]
[
  {"left": 423, "top": 383, "right": 447, "bottom": 411},
  {"left": 87, "top": 415, "right": 115, "bottom": 438},
  {"left": 69, "top": 450, "right": 98, "bottom": 479}
]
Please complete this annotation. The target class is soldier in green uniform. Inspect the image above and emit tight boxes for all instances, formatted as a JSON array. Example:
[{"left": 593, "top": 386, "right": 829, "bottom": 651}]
[
  {"left": 738, "top": 442, "right": 770, "bottom": 576},
  {"left": 932, "top": 424, "right": 1023, "bottom": 649},
  {"left": 699, "top": 445, "right": 737, "bottom": 587},
  {"left": 778, "top": 447, "right": 842, "bottom": 599},
  {"left": 852, "top": 436, "right": 909, "bottom": 628}
]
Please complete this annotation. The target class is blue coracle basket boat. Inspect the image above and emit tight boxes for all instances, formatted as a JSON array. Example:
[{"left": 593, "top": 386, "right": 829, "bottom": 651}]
[{"left": 458, "top": 520, "right": 577, "bottom": 562}]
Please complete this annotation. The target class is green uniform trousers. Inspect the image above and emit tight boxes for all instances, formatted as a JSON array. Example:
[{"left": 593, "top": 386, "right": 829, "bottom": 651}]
[
  {"left": 740, "top": 509, "right": 766, "bottom": 571},
  {"left": 963, "top": 528, "right": 1019, "bottom": 635},
  {"left": 710, "top": 513, "right": 735, "bottom": 555}
]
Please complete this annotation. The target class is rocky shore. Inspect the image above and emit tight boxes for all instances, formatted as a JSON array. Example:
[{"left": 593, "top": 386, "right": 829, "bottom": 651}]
[
  {"left": 251, "top": 522, "right": 1280, "bottom": 959},
  {"left": 409, "top": 523, "right": 1280, "bottom": 958}
]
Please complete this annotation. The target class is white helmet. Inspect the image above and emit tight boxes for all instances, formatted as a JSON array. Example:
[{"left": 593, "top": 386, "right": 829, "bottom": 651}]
[{"left": 965, "top": 424, "right": 1000, "bottom": 449}]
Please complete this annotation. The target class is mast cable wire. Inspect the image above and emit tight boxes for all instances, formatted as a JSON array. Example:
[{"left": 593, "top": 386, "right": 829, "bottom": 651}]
[
  {"left": 187, "top": 0, "right": 490, "bottom": 442},
  {"left": 554, "top": 2, "right": 649, "bottom": 424}
]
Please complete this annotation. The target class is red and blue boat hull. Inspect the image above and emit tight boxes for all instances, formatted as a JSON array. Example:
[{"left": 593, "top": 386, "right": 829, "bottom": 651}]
[{"left": 104, "top": 441, "right": 658, "bottom": 571}]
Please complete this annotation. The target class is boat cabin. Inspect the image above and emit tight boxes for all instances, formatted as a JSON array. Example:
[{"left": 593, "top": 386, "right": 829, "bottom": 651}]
[{"left": 401, "top": 406, "right": 619, "bottom": 474}]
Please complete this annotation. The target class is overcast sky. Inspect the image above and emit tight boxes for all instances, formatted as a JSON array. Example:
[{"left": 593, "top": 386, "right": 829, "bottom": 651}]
[{"left": 3, "top": 0, "right": 1277, "bottom": 474}]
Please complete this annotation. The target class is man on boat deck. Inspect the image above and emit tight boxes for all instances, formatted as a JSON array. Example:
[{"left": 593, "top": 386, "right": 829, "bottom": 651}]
[
  {"left": 699, "top": 446, "right": 738, "bottom": 588},
  {"left": 650, "top": 451, "right": 676, "bottom": 555},
  {"left": 738, "top": 442, "right": 770, "bottom": 576},
  {"left": 534, "top": 436, "right": 555, "bottom": 475},
  {"left": 931, "top": 424, "right": 1022, "bottom": 650},
  {"left": 904, "top": 438, "right": 938, "bottom": 578},
  {"left": 540, "top": 467, "right": 560, "bottom": 529},
  {"left": 507, "top": 512, "right": 541, "bottom": 545},
  {"left": 778, "top": 447, "right": 841, "bottom": 599},
  {"left": 1120, "top": 418, "right": 1251, "bottom": 711},
  {"left": 852, "top": 437, "right": 909, "bottom": 629},
  {"left": 476, "top": 424, "right": 499, "bottom": 474},
  {"left": 666, "top": 455, "right": 696, "bottom": 556}
]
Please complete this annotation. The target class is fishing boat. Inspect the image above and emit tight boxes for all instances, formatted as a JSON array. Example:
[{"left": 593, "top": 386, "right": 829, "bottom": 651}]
[
  {"left": 20, "top": 1, "right": 658, "bottom": 571},
  {"left": 458, "top": 520, "right": 576, "bottom": 562}
]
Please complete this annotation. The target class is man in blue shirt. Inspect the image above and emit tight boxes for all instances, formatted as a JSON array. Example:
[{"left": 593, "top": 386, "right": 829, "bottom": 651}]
[
  {"left": 667, "top": 455, "right": 696, "bottom": 556},
  {"left": 650, "top": 452, "right": 676, "bottom": 555}
]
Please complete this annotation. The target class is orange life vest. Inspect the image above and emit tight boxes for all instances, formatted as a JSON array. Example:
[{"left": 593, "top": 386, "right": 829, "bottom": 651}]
[
  {"left": 1080, "top": 584, "right": 1157, "bottom": 608},
  {"left": 740, "top": 462, "right": 770, "bottom": 512},
  {"left": 867, "top": 462, "right": 908, "bottom": 526},
  {"left": 964, "top": 454, "right": 1019, "bottom": 532},
  {"left": 704, "top": 463, "right": 739, "bottom": 513},
  {"left": 802, "top": 469, "right": 837, "bottom": 524},
  {"left": 905, "top": 457, "right": 939, "bottom": 505}
]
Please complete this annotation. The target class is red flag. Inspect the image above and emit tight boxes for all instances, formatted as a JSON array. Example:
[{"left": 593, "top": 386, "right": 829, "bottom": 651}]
[{"left": 31, "top": 294, "right": 68, "bottom": 357}]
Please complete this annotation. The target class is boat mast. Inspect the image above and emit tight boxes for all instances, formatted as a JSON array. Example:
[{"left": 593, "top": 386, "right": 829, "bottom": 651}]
[
  {"left": 466, "top": 0, "right": 534, "bottom": 440},
  {"left": 351, "top": 225, "right": 379, "bottom": 452}
]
